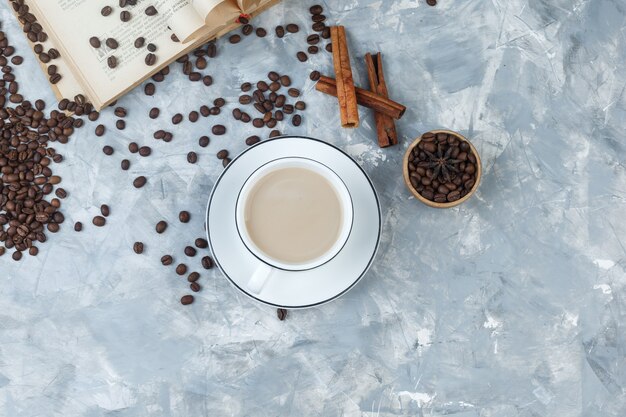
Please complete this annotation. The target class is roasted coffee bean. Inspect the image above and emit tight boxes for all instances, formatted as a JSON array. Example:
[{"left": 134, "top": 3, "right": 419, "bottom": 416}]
[
  {"left": 155, "top": 220, "right": 168, "bottom": 234},
  {"left": 107, "top": 56, "right": 117, "bottom": 68},
  {"left": 116, "top": 119, "right": 125, "bottom": 130},
  {"left": 212, "top": 125, "right": 226, "bottom": 135},
  {"left": 307, "top": 34, "right": 320, "bottom": 45},
  {"left": 121, "top": 159, "right": 130, "bottom": 170},
  {"left": 216, "top": 148, "right": 229, "bottom": 159},
  {"left": 144, "top": 82, "right": 155, "bottom": 95},
  {"left": 313, "top": 22, "right": 326, "bottom": 32},
  {"left": 128, "top": 142, "right": 139, "bottom": 153},
  {"left": 120, "top": 10, "right": 131, "bottom": 21},
  {"left": 310, "top": 4, "right": 323, "bottom": 14},
  {"left": 172, "top": 113, "right": 183, "bottom": 124},
  {"left": 55, "top": 188, "right": 68, "bottom": 199},
  {"left": 147, "top": 43, "right": 157, "bottom": 52},
  {"left": 133, "top": 176, "right": 147, "bottom": 188},
  {"left": 100, "top": 204, "right": 110, "bottom": 217},
  {"left": 322, "top": 27, "right": 331, "bottom": 39},
  {"left": 180, "top": 295, "right": 194, "bottom": 305},
  {"left": 187, "top": 272, "right": 200, "bottom": 282},
  {"left": 241, "top": 82, "right": 252, "bottom": 92},
  {"left": 89, "top": 37, "right": 101, "bottom": 48},
  {"left": 310, "top": 70, "right": 321, "bottom": 81},
  {"left": 200, "top": 105, "right": 211, "bottom": 116},
  {"left": 103, "top": 145, "right": 114, "bottom": 155},
  {"left": 190, "top": 282, "right": 201, "bottom": 292},
  {"left": 295, "top": 101, "right": 306, "bottom": 110},
  {"left": 283, "top": 104, "right": 294, "bottom": 114},
  {"left": 74, "top": 222, "right": 83, "bottom": 232},
  {"left": 12, "top": 251, "right": 22, "bottom": 261},
  {"left": 210, "top": 106, "right": 221, "bottom": 115},
  {"left": 232, "top": 108, "right": 243, "bottom": 120},
  {"left": 308, "top": 46, "right": 319, "bottom": 54},
  {"left": 106, "top": 38, "right": 118, "bottom": 49},
  {"left": 93, "top": 216, "right": 106, "bottom": 227},
  {"left": 257, "top": 80, "right": 269, "bottom": 91},
  {"left": 145, "top": 53, "right": 156, "bottom": 66},
  {"left": 312, "top": 14, "right": 326, "bottom": 23},
  {"left": 207, "top": 42, "right": 216, "bottom": 57},
  {"left": 139, "top": 146, "right": 151, "bottom": 157},
  {"left": 188, "top": 110, "right": 199, "bottom": 122},
  {"left": 296, "top": 51, "right": 308, "bottom": 62},
  {"left": 161, "top": 255, "right": 173, "bottom": 266},
  {"left": 95, "top": 124, "right": 105, "bottom": 136},
  {"left": 199, "top": 136, "right": 210, "bottom": 147},
  {"left": 241, "top": 112, "right": 251, "bottom": 123},
  {"left": 325, "top": 43, "right": 333, "bottom": 52},
  {"left": 133, "top": 242, "right": 144, "bottom": 254},
  {"left": 101, "top": 6, "right": 113, "bottom": 16},
  {"left": 149, "top": 107, "right": 160, "bottom": 118},
  {"left": 277, "top": 308, "right": 287, "bottom": 321},
  {"left": 246, "top": 135, "right": 260, "bottom": 146},
  {"left": 223, "top": 157, "right": 231, "bottom": 166},
  {"left": 229, "top": 34, "right": 241, "bottom": 44},
  {"left": 134, "top": 37, "right": 145, "bottom": 48},
  {"left": 256, "top": 27, "right": 267, "bottom": 37},
  {"left": 268, "top": 71, "right": 280, "bottom": 81},
  {"left": 252, "top": 118, "right": 264, "bottom": 128},
  {"left": 286, "top": 23, "right": 299, "bottom": 33},
  {"left": 176, "top": 264, "right": 187, "bottom": 275},
  {"left": 427, "top": 0, "right": 437, "bottom": 6},
  {"left": 242, "top": 24, "right": 253, "bottom": 36},
  {"left": 292, "top": 114, "right": 302, "bottom": 126},
  {"left": 195, "top": 238, "right": 208, "bottom": 248},
  {"left": 214, "top": 97, "right": 225, "bottom": 107},
  {"left": 145, "top": 5, "right": 158, "bottom": 15},
  {"left": 275, "top": 25, "right": 285, "bottom": 38},
  {"left": 201, "top": 256, "right": 214, "bottom": 269},
  {"left": 184, "top": 246, "right": 197, "bottom": 257},
  {"left": 187, "top": 151, "right": 197, "bottom": 164},
  {"left": 195, "top": 56, "right": 207, "bottom": 69}
]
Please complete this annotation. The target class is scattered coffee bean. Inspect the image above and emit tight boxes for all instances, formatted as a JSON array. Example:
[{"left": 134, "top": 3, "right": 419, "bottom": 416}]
[
  {"left": 308, "top": 46, "right": 319, "bottom": 54},
  {"left": 120, "top": 10, "right": 131, "bottom": 22},
  {"left": 190, "top": 282, "right": 201, "bottom": 292},
  {"left": 134, "top": 37, "right": 145, "bottom": 48},
  {"left": 144, "top": 83, "right": 155, "bottom": 95},
  {"left": 103, "top": 145, "right": 114, "bottom": 155},
  {"left": 184, "top": 246, "right": 196, "bottom": 257},
  {"left": 133, "top": 176, "right": 147, "bottom": 188},
  {"left": 277, "top": 308, "right": 287, "bottom": 320},
  {"left": 246, "top": 135, "right": 260, "bottom": 146},
  {"left": 310, "top": 70, "right": 321, "bottom": 81},
  {"left": 179, "top": 211, "right": 190, "bottom": 223},
  {"left": 128, "top": 142, "right": 139, "bottom": 153},
  {"left": 187, "top": 151, "right": 197, "bottom": 164},
  {"left": 101, "top": 6, "right": 113, "bottom": 16},
  {"left": 296, "top": 51, "right": 308, "bottom": 62},
  {"left": 145, "top": 5, "right": 158, "bottom": 15},
  {"left": 312, "top": 14, "right": 326, "bottom": 23},
  {"left": 139, "top": 146, "right": 151, "bottom": 157},
  {"left": 89, "top": 37, "right": 101, "bottom": 48},
  {"left": 145, "top": 53, "right": 156, "bottom": 66},
  {"left": 201, "top": 256, "right": 214, "bottom": 269},
  {"left": 199, "top": 136, "right": 210, "bottom": 147},
  {"left": 161, "top": 255, "right": 173, "bottom": 266},
  {"left": 93, "top": 216, "right": 106, "bottom": 227},
  {"left": 256, "top": 28, "right": 267, "bottom": 37},
  {"left": 187, "top": 272, "right": 200, "bottom": 282},
  {"left": 176, "top": 263, "right": 187, "bottom": 275},
  {"left": 149, "top": 107, "right": 160, "bottom": 118},
  {"left": 172, "top": 113, "right": 183, "bottom": 124},
  {"left": 241, "top": 82, "right": 252, "bottom": 92},
  {"left": 212, "top": 125, "right": 226, "bottom": 135},
  {"left": 325, "top": 43, "right": 332, "bottom": 52},
  {"left": 100, "top": 204, "right": 110, "bottom": 217},
  {"left": 121, "top": 159, "right": 130, "bottom": 170},
  {"left": 147, "top": 43, "right": 157, "bottom": 52},
  {"left": 292, "top": 114, "right": 302, "bottom": 126},
  {"left": 116, "top": 120, "right": 125, "bottom": 130},
  {"left": 181, "top": 295, "right": 194, "bottom": 305},
  {"left": 12, "top": 251, "right": 22, "bottom": 261},
  {"left": 229, "top": 34, "right": 241, "bottom": 44},
  {"left": 195, "top": 238, "right": 208, "bottom": 248},
  {"left": 95, "top": 124, "right": 105, "bottom": 136},
  {"left": 74, "top": 222, "right": 83, "bottom": 232},
  {"left": 310, "top": 4, "right": 323, "bottom": 14},
  {"left": 269, "top": 129, "right": 281, "bottom": 138},
  {"left": 156, "top": 220, "right": 168, "bottom": 234},
  {"left": 313, "top": 22, "right": 326, "bottom": 32},
  {"left": 55, "top": 188, "right": 67, "bottom": 199},
  {"left": 133, "top": 242, "right": 144, "bottom": 254},
  {"left": 242, "top": 24, "right": 253, "bottom": 36},
  {"left": 106, "top": 38, "right": 118, "bottom": 49},
  {"left": 288, "top": 88, "right": 300, "bottom": 97},
  {"left": 427, "top": 0, "right": 437, "bottom": 5},
  {"left": 107, "top": 56, "right": 117, "bottom": 68},
  {"left": 286, "top": 23, "right": 299, "bottom": 33}
]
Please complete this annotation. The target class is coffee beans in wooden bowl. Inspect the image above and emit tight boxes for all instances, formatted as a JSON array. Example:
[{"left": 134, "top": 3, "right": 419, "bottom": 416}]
[{"left": 403, "top": 130, "right": 481, "bottom": 208}]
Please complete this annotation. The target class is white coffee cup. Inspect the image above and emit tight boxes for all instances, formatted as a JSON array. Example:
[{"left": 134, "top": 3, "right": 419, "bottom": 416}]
[{"left": 235, "top": 157, "right": 354, "bottom": 294}]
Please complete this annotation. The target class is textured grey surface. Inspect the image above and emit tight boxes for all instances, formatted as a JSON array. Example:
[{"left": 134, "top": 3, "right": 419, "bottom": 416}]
[{"left": 1, "top": 0, "right": 625, "bottom": 416}]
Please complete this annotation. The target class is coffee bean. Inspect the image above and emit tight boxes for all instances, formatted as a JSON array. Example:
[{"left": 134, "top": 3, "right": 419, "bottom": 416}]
[
  {"left": 133, "top": 242, "right": 144, "bottom": 254},
  {"left": 116, "top": 120, "right": 125, "bottom": 130},
  {"left": 313, "top": 22, "right": 326, "bottom": 32},
  {"left": 241, "top": 112, "right": 251, "bottom": 123},
  {"left": 201, "top": 256, "right": 214, "bottom": 269},
  {"left": 274, "top": 110, "right": 284, "bottom": 121},
  {"left": 185, "top": 151, "right": 197, "bottom": 164},
  {"left": 55, "top": 188, "right": 67, "bottom": 199},
  {"left": 214, "top": 97, "right": 226, "bottom": 107},
  {"left": 283, "top": 104, "right": 294, "bottom": 114},
  {"left": 229, "top": 34, "right": 241, "bottom": 44},
  {"left": 199, "top": 136, "right": 210, "bottom": 147},
  {"left": 310, "top": 5, "right": 323, "bottom": 14},
  {"left": 256, "top": 27, "right": 267, "bottom": 37},
  {"left": 101, "top": 6, "right": 113, "bottom": 16},
  {"left": 267, "top": 71, "right": 279, "bottom": 81},
  {"left": 322, "top": 27, "right": 331, "bottom": 39},
  {"left": 195, "top": 238, "right": 208, "bottom": 248},
  {"left": 295, "top": 101, "right": 306, "bottom": 110},
  {"left": 207, "top": 42, "right": 216, "bottom": 57},
  {"left": 325, "top": 43, "right": 332, "bottom": 52},
  {"left": 307, "top": 34, "right": 320, "bottom": 45},
  {"left": 296, "top": 51, "right": 308, "bottom": 62},
  {"left": 139, "top": 146, "right": 151, "bottom": 157},
  {"left": 312, "top": 14, "right": 326, "bottom": 23},
  {"left": 212, "top": 125, "right": 226, "bottom": 135},
  {"left": 241, "top": 82, "right": 252, "bottom": 92},
  {"left": 100, "top": 204, "right": 110, "bottom": 217},
  {"left": 188, "top": 111, "right": 199, "bottom": 122},
  {"left": 176, "top": 264, "right": 187, "bottom": 275},
  {"left": 275, "top": 25, "right": 285, "bottom": 38},
  {"left": 252, "top": 118, "right": 264, "bottom": 128},
  {"left": 190, "top": 282, "right": 201, "bottom": 292},
  {"left": 292, "top": 114, "right": 302, "bottom": 126},
  {"left": 161, "top": 255, "right": 173, "bottom": 266},
  {"left": 277, "top": 308, "right": 287, "bottom": 321},
  {"left": 106, "top": 38, "right": 118, "bottom": 49},
  {"left": 286, "top": 23, "right": 299, "bottom": 33},
  {"left": 93, "top": 216, "right": 106, "bottom": 227},
  {"left": 172, "top": 113, "right": 183, "bottom": 124},
  {"left": 103, "top": 145, "right": 114, "bottom": 155},
  {"left": 145, "top": 5, "right": 158, "bottom": 15},
  {"left": 156, "top": 220, "right": 168, "bottom": 234},
  {"left": 308, "top": 46, "right": 319, "bottom": 54},
  {"left": 149, "top": 107, "right": 160, "bottom": 118},
  {"left": 144, "top": 83, "right": 155, "bottom": 95},
  {"left": 242, "top": 24, "right": 253, "bottom": 36},
  {"left": 107, "top": 56, "right": 117, "bottom": 68},
  {"left": 184, "top": 246, "right": 196, "bottom": 257},
  {"left": 427, "top": 0, "right": 437, "bottom": 5},
  {"left": 269, "top": 129, "right": 281, "bottom": 138},
  {"left": 89, "top": 37, "right": 101, "bottom": 48},
  {"left": 133, "top": 176, "right": 147, "bottom": 188},
  {"left": 74, "top": 222, "right": 83, "bottom": 232},
  {"left": 310, "top": 70, "right": 321, "bottom": 81},
  {"left": 145, "top": 53, "right": 157, "bottom": 66},
  {"left": 187, "top": 272, "right": 200, "bottom": 282},
  {"left": 12, "top": 251, "right": 22, "bottom": 261},
  {"left": 95, "top": 124, "right": 105, "bottom": 136},
  {"left": 134, "top": 37, "right": 145, "bottom": 48},
  {"left": 180, "top": 295, "right": 194, "bottom": 305},
  {"left": 210, "top": 106, "right": 221, "bottom": 115},
  {"left": 121, "top": 159, "right": 130, "bottom": 170},
  {"left": 278, "top": 75, "right": 291, "bottom": 87},
  {"left": 29, "top": 246, "right": 39, "bottom": 257},
  {"left": 120, "top": 10, "right": 131, "bottom": 21},
  {"left": 128, "top": 142, "right": 138, "bottom": 153},
  {"left": 246, "top": 135, "right": 260, "bottom": 146}
]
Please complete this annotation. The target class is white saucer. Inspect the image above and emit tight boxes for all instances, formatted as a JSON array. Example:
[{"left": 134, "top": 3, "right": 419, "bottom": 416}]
[{"left": 206, "top": 136, "right": 381, "bottom": 308}]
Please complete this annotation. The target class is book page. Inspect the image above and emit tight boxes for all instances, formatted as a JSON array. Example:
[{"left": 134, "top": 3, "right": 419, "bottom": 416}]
[{"left": 31, "top": 0, "right": 194, "bottom": 107}]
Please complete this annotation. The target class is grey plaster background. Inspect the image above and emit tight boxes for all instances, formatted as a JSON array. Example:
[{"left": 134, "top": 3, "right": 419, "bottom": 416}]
[{"left": 1, "top": 0, "right": 625, "bottom": 416}]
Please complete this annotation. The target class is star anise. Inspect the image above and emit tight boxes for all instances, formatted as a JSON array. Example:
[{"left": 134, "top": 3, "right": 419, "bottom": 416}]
[{"left": 418, "top": 143, "right": 462, "bottom": 182}]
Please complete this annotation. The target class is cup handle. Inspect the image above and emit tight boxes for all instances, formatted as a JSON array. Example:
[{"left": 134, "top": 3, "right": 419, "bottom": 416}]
[{"left": 247, "top": 263, "right": 274, "bottom": 294}]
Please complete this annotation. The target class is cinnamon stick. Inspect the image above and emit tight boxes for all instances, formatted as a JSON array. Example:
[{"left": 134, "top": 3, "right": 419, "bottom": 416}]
[
  {"left": 315, "top": 76, "right": 406, "bottom": 120},
  {"left": 365, "top": 53, "right": 397, "bottom": 148},
  {"left": 330, "top": 26, "right": 359, "bottom": 128}
]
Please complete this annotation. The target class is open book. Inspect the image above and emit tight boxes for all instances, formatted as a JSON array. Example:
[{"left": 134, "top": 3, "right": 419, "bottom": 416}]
[{"left": 19, "top": 0, "right": 279, "bottom": 110}]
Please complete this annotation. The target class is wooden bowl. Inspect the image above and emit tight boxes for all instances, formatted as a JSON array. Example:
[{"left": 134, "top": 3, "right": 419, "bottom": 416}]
[{"left": 403, "top": 129, "right": 482, "bottom": 208}]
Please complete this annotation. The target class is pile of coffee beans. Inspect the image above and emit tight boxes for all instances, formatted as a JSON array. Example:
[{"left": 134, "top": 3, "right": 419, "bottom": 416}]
[{"left": 407, "top": 132, "right": 478, "bottom": 204}]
